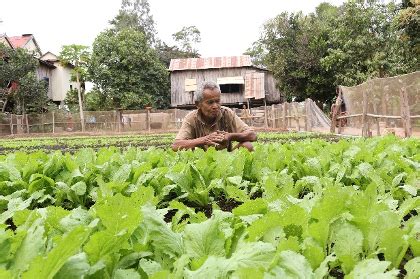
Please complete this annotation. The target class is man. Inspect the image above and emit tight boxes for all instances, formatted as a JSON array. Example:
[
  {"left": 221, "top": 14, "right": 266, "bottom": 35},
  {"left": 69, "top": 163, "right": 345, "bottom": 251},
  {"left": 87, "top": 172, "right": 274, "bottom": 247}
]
[{"left": 172, "top": 81, "right": 257, "bottom": 151}]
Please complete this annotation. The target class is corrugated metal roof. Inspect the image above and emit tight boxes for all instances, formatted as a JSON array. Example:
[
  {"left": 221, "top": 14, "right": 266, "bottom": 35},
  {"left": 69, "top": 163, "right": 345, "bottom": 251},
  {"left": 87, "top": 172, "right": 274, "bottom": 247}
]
[{"left": 169, "top": 55, "right": 253, "bottom": 71}]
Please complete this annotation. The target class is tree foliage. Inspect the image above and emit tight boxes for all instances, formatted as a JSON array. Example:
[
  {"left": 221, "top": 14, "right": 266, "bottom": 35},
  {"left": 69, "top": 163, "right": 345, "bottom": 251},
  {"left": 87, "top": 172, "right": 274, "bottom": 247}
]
[
  {"left": 110, "top": 0, "right": 157, "bottom": 45},
  {"left": 88, "top": 28, "right": 170, "bottom": 110},
  {"left": 172, "top": 25, "right": 201, "bottom": 55},
  {"left": 156, "top": 26, "right": 201, "bottom": 67},
  {"left": 0, "top": 44, "right": 49, "bottom": 113},
  {"left": 246, "top": 0, "right": 418, "bottom": 104},
  {"left": 395, "top": 0, "right": 419, "bottom": 54}
]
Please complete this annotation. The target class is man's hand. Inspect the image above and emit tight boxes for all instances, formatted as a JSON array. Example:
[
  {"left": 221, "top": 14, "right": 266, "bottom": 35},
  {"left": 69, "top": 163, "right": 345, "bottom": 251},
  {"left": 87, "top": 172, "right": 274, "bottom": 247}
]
[{"left": 202, "top": 132, "right": 226, "bottom": 147}]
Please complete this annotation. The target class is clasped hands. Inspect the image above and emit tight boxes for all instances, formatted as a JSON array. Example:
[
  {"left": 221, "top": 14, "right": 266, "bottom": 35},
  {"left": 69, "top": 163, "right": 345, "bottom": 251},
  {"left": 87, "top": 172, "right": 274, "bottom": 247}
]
[{"left": 202, "top": 130, "right": 230, "bottom": 147}]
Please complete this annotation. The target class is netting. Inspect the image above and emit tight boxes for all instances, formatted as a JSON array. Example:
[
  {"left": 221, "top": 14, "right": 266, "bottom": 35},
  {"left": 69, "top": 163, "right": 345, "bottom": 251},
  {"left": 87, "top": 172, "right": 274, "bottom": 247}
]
[
  {"left": 338, "top": 71, "right": 420, "bottom": 135},
  {"left": 234, "top": 99, "right": 330, "bottom": 130}
]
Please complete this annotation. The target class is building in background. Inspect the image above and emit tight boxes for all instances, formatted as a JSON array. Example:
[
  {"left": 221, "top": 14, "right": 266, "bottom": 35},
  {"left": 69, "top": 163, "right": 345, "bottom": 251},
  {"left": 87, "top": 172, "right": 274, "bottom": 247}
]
[
  {"left": 169, "top": 55, "right": 282, "bottom": 108},
  {"left": 0, "top": 34, "right": 75, "bottom": 106}
]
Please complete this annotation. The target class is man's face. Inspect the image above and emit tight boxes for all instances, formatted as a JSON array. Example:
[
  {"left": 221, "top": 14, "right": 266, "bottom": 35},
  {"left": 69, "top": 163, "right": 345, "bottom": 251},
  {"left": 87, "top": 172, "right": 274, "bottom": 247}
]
[{"left": 197, "top": 89, "right": 221, "bottom": 120}]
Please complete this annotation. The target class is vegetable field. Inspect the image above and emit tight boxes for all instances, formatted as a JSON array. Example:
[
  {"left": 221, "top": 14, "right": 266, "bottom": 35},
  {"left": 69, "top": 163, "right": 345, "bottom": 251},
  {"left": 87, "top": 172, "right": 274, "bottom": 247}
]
[{"left": 0, "top": 134, "right": 419, "bottom": 278}]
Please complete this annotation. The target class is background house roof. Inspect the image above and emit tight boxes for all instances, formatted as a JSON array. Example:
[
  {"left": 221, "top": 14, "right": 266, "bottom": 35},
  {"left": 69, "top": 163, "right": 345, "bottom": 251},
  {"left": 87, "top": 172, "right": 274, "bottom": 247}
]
[
  {"left": 7, "top": 34, "right": 42, "bottom": 57},
  {"left": 169, "top": 55, "right": 253, "bottom": 71},
  {"left": 8, "top": 34, "right": 32, "bottom": 48}
]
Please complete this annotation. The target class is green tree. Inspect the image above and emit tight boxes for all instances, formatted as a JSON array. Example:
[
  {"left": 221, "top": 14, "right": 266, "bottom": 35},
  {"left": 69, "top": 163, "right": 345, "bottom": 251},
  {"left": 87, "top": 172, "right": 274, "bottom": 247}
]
[
  {"left": 0, "top": 44, "right": 49, "bottom": 113},
  {"left": 395, "top": 0, "right": 419, "bottom": 54},
  {"left": 320, "top": 1, "right": 416, "bottom": 86},
  {"left": 59, "top": 44, "right": 90, "bottom": 131},
  {"left": 247, "top": 1, "right": 417, "bottom": 105},
  {"left": 89, "top": 28, "right": 170, "bottom": 109},
  {"left": 15, "top": 72, "right": 49, "bottom": 114},
  {"left": 110, "top": 0, "right": 157, "bottom": 45},
  {"left": 249, "top": 6, "right": 338, "bottom": 103},
  {"left": 172, "top": 25, "right": 201, "bottom": 55},
  {"left": 156, "top": 26, "right": 201, "bottom": 67}
]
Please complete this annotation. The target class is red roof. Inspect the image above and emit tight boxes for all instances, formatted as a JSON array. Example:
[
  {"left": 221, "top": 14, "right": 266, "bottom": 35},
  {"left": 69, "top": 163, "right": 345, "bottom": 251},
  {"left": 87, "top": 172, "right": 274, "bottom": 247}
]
[
  {"left": 8, "top": 35, "right": 32, "bottom": 48},
  {"left": 169, "top": 55, "right": 253, "bottom": 71}
]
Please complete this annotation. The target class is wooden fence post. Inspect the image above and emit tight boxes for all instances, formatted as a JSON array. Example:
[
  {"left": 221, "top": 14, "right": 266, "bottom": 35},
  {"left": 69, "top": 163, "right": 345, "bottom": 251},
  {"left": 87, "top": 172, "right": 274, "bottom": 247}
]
[
  {"left": 293, "top": 102, "right": 300, "bottom": 131},
  {"left": 271, "top": 105, "right": 275, "bottom": 128},
  {"left": 330, "top": 87, "right": 342, "bottom": 134},
  {"left": 400, "top": 87, "right": 412, "bottom": 137},
  {"left": 52, "top": 111, "right": 55, "bottom": 133},
  {"left": 9, "top": 114, "right": 13, "bottom": 135},
  {"left": 25, "top": 114, "right": 30, "bottom": 134},
  {"left": 263, "top": 99, "right": 268, "bottom": 128},
  {"left": 373, "top": 103, "right": 380, "bottom": 136},
  {"left": 283, "top": 102, "right": 287, "bottom": 130},
  {"left": 305, "top": 99, "right": 312, "bottom": 132},
  {"left": 116, "top": 110, "right": 122, "bottom": 132},
  {"left": 146, "top": 108, "right": 151, "bottom": 132},
  {"left": 362, "top": 91, "right": 368, "bottom": 137}
]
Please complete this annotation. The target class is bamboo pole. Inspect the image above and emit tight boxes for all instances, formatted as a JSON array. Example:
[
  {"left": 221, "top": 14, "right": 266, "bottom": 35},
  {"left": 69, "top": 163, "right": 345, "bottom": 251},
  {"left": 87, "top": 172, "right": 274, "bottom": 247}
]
[{"left": 52, "top": 111, "right": 55, "bottom": 133}]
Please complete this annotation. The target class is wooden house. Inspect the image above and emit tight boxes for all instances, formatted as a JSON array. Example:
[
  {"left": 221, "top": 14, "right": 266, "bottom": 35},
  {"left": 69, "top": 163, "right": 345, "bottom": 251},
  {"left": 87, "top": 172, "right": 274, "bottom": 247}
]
[{"left": 169, "top": 55, "right": 282, "bottom": 108}]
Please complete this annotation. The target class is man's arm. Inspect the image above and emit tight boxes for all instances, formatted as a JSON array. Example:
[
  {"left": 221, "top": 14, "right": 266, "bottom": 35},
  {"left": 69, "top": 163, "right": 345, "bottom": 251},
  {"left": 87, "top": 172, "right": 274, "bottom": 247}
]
[
  {"left": 171, "top": 132, "right": 225, "bottom": 151},
  {"left": 225, "top": 130, "right": 257, "bottom": 143}
]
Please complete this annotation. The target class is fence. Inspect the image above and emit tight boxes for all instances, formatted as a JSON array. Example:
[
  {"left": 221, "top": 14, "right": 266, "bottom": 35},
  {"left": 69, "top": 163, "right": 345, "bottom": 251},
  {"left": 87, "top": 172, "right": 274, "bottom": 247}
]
[
  {"left": 331, "top": 71, "right": 420, "bottom": 137},
  {"left": 0, "top": 99, "right": 329, "bottom": 136}
]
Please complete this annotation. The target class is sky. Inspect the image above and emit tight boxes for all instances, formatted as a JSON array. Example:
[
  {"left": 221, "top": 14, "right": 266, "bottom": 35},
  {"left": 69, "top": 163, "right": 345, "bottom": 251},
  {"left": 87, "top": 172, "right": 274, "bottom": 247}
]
[{"left": 1, "top": 0, "right": 346, "bottom": 57}]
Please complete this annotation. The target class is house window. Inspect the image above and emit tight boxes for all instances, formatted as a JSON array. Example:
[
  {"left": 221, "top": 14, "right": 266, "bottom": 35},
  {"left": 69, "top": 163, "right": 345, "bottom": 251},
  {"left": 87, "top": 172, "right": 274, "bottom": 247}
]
[
  {"left": 185, "top": 78, "right": 197, "bottom": 92},
  {"left": 220, "top": 84, "right": 243, "bottom": 94},
  {"left": 217, "top": 76, "right": 244, "bottom": 94}
]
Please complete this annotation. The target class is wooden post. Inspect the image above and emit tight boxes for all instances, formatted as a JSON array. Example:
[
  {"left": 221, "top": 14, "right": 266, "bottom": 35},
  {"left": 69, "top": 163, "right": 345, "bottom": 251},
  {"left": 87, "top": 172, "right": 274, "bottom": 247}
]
[
  {"left": 362, "top": 91, "right": 368, "bottom": 137},
  {"left": 271, "top": 105, "right": 275, "bottom": 128},
  {"left": 263, "top": 99, "right": 268, "bottom": 128},
  {"left": 117, "top": 110, "right": 122, "bottom": 132},
  {"left": 373, "top": 103, "right": 380, "bottom": 136},
  {"left": 283, "top": 102, "right": 287, "bottom": 129},
  {"left": 330, "top": 87, "right": 342, "bottom": 133},
  {"left": 52, "top": 111, "right": 55, "bottom": 133},
  {"left": 306, "top": 99, "right": 312, "bottom": 132},
  {"left": 304, "top": 99, "right": 308, "bottom": 131},
  {"left": 288, "top": 103, "right": 292, "bottom": 127},
  {"left": 9, "top": 114, "right": 13, "bottom": 135},
  {"left": 41, "top": 113, "right": 45, "bottom": 133},
  {"left": 293, "top": 102, "right": 300, "bottom": 131},
  {"left": 25, "top": 114, "right": 30, "bottom": 133},
  {"left": 337, "top": 104, "right": 342, "bottom": 134},
  {"left": 146, "top": 108, "right": 151, "bottom": 132},
  {"left": 400, "top": 87, "right": 412, "bottom": 137},
  {"left": 247, "top": 99, "right": 253, "bottom": 126}
]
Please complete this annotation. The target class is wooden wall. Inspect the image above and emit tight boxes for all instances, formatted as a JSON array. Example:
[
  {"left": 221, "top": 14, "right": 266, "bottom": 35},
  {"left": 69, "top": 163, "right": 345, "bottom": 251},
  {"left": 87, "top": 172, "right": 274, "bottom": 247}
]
[{"left": 170, "top": 67, "right": 281, "bottom": 107}]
